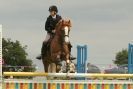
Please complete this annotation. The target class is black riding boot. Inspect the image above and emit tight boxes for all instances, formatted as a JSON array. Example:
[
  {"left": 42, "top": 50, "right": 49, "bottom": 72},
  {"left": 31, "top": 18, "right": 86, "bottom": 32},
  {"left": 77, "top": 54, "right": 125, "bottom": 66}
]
[
  {"left": 36, "top": 42, "right": 47, "bottom": 60},
  {"left": 68, "top": 43, "right": 76, "bottom": 60},
  {"left": 41, "top": 42, "right": 47, "bottom": 57}
]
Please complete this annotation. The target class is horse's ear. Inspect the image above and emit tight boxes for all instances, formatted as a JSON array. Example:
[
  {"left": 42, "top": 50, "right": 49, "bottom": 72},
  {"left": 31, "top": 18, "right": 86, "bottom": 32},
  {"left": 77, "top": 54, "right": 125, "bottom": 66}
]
[
  {"left": 68, "top": 20, "right": 72, "bottom": 27},
  {"left": 62, "top": 20, "right": 64, "bottom": 23}
]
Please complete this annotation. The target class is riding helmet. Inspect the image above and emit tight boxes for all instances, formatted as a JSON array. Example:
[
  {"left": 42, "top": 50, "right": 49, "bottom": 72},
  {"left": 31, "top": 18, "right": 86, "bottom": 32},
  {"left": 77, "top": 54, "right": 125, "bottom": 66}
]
[{"left": 49, "top": 5, "right": 58, "bottom": 13}]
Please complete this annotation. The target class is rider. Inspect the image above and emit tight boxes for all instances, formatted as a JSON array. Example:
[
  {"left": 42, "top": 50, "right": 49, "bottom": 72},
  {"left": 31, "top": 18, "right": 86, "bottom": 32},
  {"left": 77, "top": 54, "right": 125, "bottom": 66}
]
[{"left": 36, "top": 5, "right": 76, "bottom": 60}]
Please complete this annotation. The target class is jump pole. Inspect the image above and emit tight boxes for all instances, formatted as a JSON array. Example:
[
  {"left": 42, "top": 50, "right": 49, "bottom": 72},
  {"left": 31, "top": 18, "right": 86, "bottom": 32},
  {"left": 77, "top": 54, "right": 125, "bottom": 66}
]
[
  {"left": 3, "top": 72, "right": 133, "bottom": 78},
  {"left": 3, "top": 72, "right": 133, "bottom": 89}
]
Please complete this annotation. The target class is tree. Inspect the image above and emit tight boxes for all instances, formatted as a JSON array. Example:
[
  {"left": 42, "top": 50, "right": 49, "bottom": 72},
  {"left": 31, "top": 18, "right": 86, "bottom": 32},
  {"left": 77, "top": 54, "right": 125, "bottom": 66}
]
[
  {"left": 2, "top": 38, "right": 36, "bottom": 72},
  {"left": 114, "top": 49, "right": 128, "bottom": 66}
]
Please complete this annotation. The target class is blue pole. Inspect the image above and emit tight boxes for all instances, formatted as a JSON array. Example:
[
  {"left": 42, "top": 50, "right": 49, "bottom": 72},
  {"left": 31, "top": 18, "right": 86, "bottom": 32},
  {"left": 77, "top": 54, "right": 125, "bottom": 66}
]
[
  {"left": 77, "top": 45, "right": 81, "bottom": 73},
  {"left": 131, "top": 44, "right": 133, "bottom": 73},
  {"left": 84, "top": 45, "right": 87, "bottom": 73},
  {"left": 128, "top": 43, "right": 133, "bottom": 74},
  {"left": 77, "top": 45, "right": 88, "bottom": 73},
  {"left": 128, "top": 44, "right": 131, "bottom": 73}
]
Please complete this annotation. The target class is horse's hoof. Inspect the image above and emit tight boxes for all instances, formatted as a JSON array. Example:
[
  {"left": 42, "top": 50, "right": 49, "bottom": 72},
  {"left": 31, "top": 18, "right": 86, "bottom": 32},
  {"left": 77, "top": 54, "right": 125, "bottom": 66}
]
[{"left": 66, "top": 67, "right": 70, "bottom": 73}]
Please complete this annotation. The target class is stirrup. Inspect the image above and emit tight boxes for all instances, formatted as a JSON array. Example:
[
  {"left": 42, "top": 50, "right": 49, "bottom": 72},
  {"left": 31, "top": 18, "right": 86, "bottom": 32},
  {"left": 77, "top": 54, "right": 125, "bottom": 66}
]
[{"left": 70, "top": 56, "right": 76, "bottom": 60}]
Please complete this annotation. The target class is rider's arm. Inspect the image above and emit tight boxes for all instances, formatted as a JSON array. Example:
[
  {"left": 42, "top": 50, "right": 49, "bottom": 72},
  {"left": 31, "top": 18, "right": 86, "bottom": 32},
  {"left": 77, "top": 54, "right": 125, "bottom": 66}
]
[
  {"left": 58, "top": 15, "right": 62, "bottom": 21},
  {"left": 45, "top": 17, "right": 52, "bottom": 33}
]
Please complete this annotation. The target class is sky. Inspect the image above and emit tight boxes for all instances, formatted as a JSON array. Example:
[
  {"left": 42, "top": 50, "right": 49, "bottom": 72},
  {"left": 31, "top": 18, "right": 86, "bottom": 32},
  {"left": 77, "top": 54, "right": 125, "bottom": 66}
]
[{"left": 1, "top": 0, "right": 133, "bottom": 71}]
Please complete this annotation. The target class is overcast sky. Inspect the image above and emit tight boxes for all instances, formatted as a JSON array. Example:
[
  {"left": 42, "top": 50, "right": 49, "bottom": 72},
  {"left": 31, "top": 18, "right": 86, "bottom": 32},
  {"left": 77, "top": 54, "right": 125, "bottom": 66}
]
[{"left": 1, "top": 0, "right": 133, "bottom": 71}]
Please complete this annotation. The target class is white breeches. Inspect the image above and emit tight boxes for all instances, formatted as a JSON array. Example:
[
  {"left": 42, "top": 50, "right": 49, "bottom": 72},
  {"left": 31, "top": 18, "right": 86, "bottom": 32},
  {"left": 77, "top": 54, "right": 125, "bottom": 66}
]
[{"left": 44, "top": 33, "right": 51, "bottom": 42}]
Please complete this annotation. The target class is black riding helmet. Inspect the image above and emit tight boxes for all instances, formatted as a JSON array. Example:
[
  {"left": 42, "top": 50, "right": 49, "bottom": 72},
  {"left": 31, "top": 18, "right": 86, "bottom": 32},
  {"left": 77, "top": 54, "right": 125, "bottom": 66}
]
[{"left": 49, "top": 5, "right": 58, "bottom": 13}]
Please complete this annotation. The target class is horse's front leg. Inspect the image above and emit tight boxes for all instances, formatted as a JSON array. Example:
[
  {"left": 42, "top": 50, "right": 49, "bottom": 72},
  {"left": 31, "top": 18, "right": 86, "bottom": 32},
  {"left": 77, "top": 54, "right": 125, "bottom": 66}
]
[
  {"left": 42, "top": 60, "right": 49, "bottom": 73},
  {"left": 66, "top": 54, "right": 70, "bottom": 72},
  {"left": 50, "top": 52, "right": 62, "bottom": 73}
]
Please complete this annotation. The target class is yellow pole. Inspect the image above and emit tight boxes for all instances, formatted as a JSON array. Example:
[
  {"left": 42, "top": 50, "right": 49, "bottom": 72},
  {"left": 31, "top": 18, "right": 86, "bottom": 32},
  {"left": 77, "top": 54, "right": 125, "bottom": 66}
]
[
  {"left": 3, "top": 72, "right": 133, "bottom": 78},
  {"left": 4, "top": 72, "right": 48, "bottom": 77}
]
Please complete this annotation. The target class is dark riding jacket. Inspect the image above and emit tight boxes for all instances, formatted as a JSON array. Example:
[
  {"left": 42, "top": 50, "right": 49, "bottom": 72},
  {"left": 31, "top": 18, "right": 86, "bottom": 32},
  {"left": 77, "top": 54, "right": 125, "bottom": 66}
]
[{"left": 45, "top": 15, "right": 62, "bottom": 33}]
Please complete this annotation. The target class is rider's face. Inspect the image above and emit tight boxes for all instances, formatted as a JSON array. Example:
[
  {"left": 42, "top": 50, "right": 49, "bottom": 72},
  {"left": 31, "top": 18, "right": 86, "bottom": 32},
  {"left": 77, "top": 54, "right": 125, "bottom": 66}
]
[{"left": 50, "top": 11, "right": 56, "bottom": 16}]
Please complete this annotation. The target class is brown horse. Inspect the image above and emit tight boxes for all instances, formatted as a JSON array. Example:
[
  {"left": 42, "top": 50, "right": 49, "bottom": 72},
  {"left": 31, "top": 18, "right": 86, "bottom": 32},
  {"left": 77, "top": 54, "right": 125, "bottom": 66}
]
[{"left": 42, "top": 19, "right": 72, "bottom": 73}]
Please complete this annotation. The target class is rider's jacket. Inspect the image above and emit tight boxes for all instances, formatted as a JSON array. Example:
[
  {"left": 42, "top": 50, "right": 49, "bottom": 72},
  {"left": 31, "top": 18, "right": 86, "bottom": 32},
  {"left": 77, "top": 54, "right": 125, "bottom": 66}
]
[{"left": 45, "top": 15, "right": 62, "bottom": 33}]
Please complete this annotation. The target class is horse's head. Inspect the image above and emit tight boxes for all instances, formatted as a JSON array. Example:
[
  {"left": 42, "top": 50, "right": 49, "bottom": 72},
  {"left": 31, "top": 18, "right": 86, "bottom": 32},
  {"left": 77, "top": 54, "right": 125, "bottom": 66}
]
[{"left": 55, "top": 19, "right": 72, "bottom": 43}]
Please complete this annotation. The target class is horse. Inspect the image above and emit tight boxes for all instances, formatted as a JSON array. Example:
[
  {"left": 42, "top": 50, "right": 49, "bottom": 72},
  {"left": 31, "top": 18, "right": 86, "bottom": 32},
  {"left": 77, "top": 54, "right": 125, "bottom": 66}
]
[{"left": 42, "top": 19, "right": 72, "bottom": 74}]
